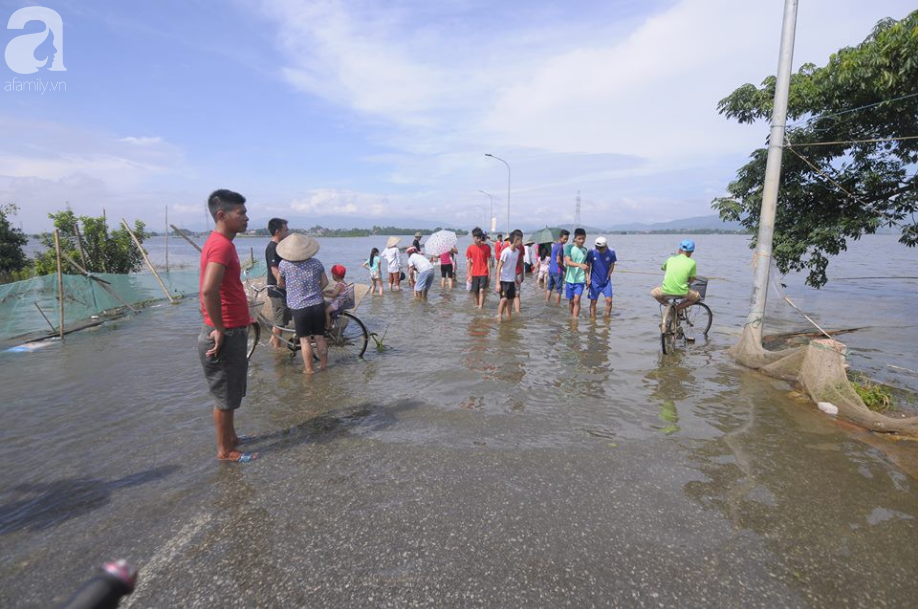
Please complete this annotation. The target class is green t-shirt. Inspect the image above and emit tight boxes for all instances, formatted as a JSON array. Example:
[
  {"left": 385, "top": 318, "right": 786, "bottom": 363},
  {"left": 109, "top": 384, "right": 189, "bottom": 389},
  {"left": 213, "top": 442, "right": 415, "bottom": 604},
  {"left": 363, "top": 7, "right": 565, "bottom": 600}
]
[
  {"left": 564, "top": 243, "right": 587, "bottom": 284},
  {"left": 660, "top": 254, "right": 697, "bottom": 295}
]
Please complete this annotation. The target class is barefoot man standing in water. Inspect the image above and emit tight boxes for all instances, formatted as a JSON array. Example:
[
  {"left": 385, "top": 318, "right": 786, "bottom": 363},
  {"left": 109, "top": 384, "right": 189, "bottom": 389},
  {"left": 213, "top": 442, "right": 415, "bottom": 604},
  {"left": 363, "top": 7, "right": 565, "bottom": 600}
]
[{"left": 198, "top": 189, "right": 259, "bottom": 463}]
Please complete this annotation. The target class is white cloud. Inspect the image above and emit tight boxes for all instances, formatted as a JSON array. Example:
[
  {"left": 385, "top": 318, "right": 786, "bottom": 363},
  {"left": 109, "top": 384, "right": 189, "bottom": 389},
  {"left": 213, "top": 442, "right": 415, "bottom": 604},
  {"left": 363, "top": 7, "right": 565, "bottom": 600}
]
[
  {"left": 258, "top": 0, "right": 914, "bottom": 160},
  {"left": 0, "top": 117, "right": 193, "bottom": 230},
  {"left": 289, "top": 189, "right": 389, "bottom": 216},
  {"left": 119, "top": 136, "right": 164, "bottom": 146}
]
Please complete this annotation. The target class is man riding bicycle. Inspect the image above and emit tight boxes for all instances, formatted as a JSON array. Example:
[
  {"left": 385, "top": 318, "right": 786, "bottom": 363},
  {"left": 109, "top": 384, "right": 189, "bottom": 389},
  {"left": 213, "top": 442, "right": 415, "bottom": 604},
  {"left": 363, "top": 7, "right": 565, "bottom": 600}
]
[{"left": 651, "top": 240, "right": 699, "bottom": 313}]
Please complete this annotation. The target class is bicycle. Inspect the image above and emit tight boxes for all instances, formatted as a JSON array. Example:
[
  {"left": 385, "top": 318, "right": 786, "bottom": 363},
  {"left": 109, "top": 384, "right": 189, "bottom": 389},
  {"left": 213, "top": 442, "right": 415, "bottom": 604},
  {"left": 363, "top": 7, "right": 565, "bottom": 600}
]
[
  {"left": 659, "top": 278, "right": 712, "bottom": 354},
  {"left": 245, "top": 282, "right": 369, "bottom": 361}
]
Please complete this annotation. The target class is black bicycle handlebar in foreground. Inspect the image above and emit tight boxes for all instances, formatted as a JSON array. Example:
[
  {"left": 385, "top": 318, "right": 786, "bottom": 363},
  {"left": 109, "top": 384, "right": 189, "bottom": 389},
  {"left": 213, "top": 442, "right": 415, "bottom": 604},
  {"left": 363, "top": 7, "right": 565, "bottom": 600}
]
[{"left": 58, "top": 560, "right": 137, "bottom": 609}]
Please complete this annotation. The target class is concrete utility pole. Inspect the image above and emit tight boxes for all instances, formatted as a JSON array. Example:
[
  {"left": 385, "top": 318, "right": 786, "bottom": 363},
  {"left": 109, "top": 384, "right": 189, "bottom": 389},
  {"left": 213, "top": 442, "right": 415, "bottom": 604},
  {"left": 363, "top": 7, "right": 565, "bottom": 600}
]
[
  {"left": 575, "top": 190, "right": 581, "bottom": 226},
  {"left": 744, "top": 0, "right": 798, "bottom": 346}
]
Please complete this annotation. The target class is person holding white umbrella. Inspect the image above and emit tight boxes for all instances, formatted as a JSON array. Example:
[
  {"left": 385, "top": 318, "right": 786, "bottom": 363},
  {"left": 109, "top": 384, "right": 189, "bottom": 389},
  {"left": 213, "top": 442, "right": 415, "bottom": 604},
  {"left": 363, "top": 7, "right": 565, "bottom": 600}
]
[{"left": 424, "top": 229, "right": 459, "bottom": 290}]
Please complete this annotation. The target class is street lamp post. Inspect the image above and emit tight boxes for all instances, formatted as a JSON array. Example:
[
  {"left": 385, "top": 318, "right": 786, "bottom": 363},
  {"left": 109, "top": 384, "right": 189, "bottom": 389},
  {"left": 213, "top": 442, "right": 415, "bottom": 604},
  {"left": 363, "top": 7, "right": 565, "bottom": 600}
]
[
  {"left": 472, "top": 204, "right": 488, "bottom": 229},
  {"left": 484, "top": 154, "right": 510, "bottom": 235},
  {"left": 478, "top": 190, "right": 494, "bottom": 233}
]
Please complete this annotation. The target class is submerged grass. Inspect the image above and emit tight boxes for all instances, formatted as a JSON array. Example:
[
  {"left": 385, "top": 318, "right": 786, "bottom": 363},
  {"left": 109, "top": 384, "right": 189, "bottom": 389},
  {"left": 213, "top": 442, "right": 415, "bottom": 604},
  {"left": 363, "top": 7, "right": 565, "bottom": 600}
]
[{"left": 849, "top": 372, "right": 896, "bottom": 413}]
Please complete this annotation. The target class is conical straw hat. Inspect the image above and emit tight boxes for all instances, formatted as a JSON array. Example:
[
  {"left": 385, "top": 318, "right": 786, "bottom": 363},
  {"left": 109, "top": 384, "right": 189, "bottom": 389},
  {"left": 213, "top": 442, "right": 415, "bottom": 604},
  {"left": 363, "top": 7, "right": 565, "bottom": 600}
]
[
  {"left": 386, "top": 236, "right": 401, "bottom": 248},
  {"left": 276, "top": 233, "right": 320, "bottom": 262}
]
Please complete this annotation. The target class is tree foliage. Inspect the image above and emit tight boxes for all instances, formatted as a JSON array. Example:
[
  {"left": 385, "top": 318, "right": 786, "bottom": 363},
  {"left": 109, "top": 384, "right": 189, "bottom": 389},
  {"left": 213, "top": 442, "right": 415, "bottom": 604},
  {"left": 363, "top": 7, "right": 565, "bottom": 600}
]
[
  {"left": 34, "top": 210, "right": 148, "bottom": 276},
  {"left": 714, "top": 11, "right": 918, "bottom": 287},
  {"left": 0, "top": 203, "right": 29, "bottom": 275}
]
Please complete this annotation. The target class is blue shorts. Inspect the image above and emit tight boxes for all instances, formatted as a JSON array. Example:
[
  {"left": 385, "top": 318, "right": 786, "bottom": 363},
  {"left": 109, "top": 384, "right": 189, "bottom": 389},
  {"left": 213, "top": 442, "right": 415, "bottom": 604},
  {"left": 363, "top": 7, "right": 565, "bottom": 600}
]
[
  {"left": 415, "top": 269, "right": 434, "bottom": 292},
  {"left": 547, "top": 271, "right": 564, "bottom": 293},
  {"left": 588, "top": 282, "right": 613, "bottom": 300},
  {"left": 565, "top": 282, "right": 585, "bottom": 299}
]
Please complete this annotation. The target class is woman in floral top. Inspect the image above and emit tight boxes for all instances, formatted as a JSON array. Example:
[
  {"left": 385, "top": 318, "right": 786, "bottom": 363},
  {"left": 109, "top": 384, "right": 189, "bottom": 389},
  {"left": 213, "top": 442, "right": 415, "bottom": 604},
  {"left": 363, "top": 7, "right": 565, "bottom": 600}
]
[{"left": 277, "top": 234, "right": 328, "bottom": 374}]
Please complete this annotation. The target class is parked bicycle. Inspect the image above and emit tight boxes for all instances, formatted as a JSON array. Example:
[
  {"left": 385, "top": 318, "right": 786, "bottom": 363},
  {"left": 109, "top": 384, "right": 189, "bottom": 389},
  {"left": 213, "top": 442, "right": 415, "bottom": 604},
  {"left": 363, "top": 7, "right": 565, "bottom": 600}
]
[
  {"left": 245, "top": 281, "right": 369, "bottom": 361},
  {"left": 659, "top": 277, "right": 712, "bottom": 354}
]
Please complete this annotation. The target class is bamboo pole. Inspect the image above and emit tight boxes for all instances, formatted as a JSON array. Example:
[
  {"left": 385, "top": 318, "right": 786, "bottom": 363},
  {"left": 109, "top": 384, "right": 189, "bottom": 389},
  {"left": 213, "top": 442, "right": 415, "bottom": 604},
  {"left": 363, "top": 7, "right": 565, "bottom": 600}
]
[
  {"left": 169, "top": 224, "right": 202, "bottom": 252},
  {"left": 72, "top": 221, "right": 89, "bottom": 268},
  {"left": 53, "top": 229, "right": 65, "bottom": 340},
  {"left": 165, "top": 205, "right": 170, "bottom": 272},
  {"left": 34, "top": 302, "right": 56, "bottom": 333},
  {"left": 121, "top": 218, "right": 177, "bottom": 304},
  {"left": 64, "top": 252, "right": 139, "bottom": 314},
  {"left": 71, "top": 220, "right": 99, "bottom": 311}
]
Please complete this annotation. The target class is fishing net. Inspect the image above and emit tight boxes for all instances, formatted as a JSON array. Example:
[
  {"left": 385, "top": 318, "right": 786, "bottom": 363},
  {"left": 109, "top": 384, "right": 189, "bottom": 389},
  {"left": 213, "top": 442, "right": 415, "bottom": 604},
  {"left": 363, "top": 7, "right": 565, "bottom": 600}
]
[
  {"left": 0, "top": 261, "right": 268, "bottom": 347},
  {"left": 731, "top": 259, "right": 918, "bottom": 437},
  {"left": 0, "top": 269, "right": 201, "bottom": 345}
]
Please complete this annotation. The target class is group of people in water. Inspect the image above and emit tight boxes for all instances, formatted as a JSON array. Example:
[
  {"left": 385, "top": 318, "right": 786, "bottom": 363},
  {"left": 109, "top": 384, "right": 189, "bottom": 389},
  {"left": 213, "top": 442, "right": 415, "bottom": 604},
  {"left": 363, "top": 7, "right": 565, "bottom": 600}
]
[
  {"left": 197, "top": 188, "right": 700, "bottom": 463},
  {"left": 349, "top": 226, "right": 696, "bottom": 325}
]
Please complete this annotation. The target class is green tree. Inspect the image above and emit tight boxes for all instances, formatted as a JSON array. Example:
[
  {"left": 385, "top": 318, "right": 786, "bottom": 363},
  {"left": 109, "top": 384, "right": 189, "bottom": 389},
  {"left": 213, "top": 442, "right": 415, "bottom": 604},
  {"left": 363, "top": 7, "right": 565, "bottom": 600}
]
[
  {"left": 714, "top": 11, "right": 918, "bottom": 287},
  {"left": 0, "top": 203, "right": 29, "bottom": 274},
  {"left": 34, "top": 210, "right": 148, "bottom": 275}
]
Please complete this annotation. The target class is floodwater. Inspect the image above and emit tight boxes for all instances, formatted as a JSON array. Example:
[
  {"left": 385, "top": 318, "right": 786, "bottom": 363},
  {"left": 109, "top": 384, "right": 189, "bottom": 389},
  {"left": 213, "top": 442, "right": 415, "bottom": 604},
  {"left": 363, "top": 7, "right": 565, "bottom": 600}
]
[{"left": 2, "top": 234, "right": 917, "bottom": 607}]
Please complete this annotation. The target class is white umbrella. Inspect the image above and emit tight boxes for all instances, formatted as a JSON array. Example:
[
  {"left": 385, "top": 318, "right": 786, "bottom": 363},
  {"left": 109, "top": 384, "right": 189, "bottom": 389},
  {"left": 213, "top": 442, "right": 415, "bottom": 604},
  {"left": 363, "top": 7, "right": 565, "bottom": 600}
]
[{"left": 423, "top": 230, "right": 458, "bottom": 257}]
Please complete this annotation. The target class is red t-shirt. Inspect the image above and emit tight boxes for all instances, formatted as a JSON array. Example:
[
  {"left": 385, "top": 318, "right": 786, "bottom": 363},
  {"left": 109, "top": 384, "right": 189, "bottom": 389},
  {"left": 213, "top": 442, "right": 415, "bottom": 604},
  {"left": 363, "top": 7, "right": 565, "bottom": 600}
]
[
  {"left": 494, "top": 240, "right": 504, "bottom": 258},
  {"left": 515, "top": 244, "right": 525, "bottom": 274},
  {"left": 199, "top": 231, "right": 251, "bottom": 328},
  {"left": 465, "top": 242, "right": 492, "bottom": 277}
]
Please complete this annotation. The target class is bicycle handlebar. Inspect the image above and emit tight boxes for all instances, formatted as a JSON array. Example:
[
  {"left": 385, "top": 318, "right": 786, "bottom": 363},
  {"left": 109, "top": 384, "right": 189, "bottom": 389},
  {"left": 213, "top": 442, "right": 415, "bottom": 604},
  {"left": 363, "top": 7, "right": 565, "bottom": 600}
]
[{"left": 58, "top": 560, "right": 137, "bottom": 609}]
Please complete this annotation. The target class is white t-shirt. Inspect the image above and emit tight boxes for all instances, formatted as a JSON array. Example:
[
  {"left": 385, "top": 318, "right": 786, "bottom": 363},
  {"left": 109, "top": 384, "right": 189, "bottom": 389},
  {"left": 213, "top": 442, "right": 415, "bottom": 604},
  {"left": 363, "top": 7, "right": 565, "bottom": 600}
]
[
  {"left": 407, "top": 252, "right": 433, "bottom": 274},
  {"left": 381, "top": 247, "right": 401, "bottom": 273},
  {"left": 524, "top": 244, "right": 536, "bottom": 265},
  {"left": 499, "top": 246, "right": 519, "bottom": 282}
]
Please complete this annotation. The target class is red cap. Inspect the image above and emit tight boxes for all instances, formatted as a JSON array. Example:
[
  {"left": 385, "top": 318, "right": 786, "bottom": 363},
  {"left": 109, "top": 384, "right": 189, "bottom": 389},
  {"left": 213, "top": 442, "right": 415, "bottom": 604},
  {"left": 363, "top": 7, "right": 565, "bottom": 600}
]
[{"left": 331, "top": 264, "right": 346, "bottom": 278}]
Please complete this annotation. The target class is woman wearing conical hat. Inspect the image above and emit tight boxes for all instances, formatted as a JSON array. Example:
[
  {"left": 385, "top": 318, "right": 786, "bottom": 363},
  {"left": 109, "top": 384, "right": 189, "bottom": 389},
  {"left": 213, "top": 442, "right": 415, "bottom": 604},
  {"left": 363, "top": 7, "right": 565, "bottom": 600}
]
[
  {"left": 277, "top": 233, "right": 328, "bottom": 373},
  {"left": 381, "top": 236, "right": 402, "bottom": 292}
]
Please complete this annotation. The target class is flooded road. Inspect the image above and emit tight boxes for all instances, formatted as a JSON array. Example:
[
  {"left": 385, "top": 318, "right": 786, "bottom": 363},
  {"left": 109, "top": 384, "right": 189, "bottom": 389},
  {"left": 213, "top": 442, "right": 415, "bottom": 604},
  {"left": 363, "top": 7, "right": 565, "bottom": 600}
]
[{"left": 2, "top": 235, "right": 917, "bottom": 607}]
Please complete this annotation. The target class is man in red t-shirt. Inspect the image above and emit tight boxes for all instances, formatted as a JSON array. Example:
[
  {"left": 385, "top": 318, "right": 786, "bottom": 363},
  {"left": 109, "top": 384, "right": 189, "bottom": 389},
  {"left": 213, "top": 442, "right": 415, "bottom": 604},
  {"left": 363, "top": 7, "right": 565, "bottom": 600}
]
[
  {"left": 465, "top": 226, "right": 492, "bottom": 308},
  {"left": 198, "top": 189, "right": 258, "bottom": 464}
]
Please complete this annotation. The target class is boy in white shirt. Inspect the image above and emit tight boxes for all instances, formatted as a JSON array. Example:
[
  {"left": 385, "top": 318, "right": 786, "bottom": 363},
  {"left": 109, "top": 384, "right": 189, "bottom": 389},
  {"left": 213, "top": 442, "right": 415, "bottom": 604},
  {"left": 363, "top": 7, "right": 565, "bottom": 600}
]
[{"left": 494, "top": 232, "right": 522, "bottom": 322}]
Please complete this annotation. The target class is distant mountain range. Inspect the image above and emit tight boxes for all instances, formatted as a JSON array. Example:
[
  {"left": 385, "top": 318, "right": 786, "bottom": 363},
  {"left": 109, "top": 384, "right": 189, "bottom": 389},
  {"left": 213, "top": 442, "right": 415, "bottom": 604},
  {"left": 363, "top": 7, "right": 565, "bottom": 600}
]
[{"left": 605, "top": 214, "right": 746, "bottom": 232}]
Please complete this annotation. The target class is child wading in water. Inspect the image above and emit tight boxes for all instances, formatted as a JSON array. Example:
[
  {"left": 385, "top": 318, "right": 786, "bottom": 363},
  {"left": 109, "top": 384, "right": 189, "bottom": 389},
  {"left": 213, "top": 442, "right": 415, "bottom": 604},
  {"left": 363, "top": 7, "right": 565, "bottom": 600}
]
[
  {"left": 495, "top": 231, "right": 522, "bottom": 322},
  {"left": 564, "top": 228, "right": 589, "bottom": 319},
  {"left": 325, "top": 264, "right": 349, "bottom": 328},
  {"left": 363, "top": 248, "right": 384, "bottom": 295}
]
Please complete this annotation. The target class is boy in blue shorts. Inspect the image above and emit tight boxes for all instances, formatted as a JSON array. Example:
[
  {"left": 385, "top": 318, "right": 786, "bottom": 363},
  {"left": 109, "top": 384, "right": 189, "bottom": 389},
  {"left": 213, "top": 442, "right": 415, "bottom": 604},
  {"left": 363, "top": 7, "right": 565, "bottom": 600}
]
[
  {"left": 585, "top": 236, "right": 617, "bottom": 320},
  {"left": 544, "top": 229, "right": 570, "bottom": 305},
  {"left": 564, "top": 228, "right": 588, "bottom": 318}
]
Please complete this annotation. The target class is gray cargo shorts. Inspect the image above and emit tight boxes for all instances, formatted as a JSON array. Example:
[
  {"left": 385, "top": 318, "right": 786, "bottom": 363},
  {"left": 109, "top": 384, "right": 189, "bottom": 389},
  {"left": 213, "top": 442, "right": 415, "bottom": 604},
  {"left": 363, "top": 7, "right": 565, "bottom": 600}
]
[{"left": 198, "top": 325, "right": 248, "bottom": 410}]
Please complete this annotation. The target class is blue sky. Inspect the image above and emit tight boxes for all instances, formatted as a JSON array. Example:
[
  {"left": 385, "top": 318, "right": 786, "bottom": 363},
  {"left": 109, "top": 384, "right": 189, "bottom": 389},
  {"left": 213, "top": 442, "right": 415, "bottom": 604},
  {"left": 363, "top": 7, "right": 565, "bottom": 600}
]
[{"left": 0, "top": 0, "right": 914, "bottom": 232}]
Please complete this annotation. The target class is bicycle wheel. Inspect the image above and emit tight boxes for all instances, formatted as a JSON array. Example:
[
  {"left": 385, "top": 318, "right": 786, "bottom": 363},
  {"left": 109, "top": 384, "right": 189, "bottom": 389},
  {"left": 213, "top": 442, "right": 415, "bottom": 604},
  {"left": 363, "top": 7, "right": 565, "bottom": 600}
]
[
  {"left": 326, "top": 312, "right": 369, "bottom": 359},
  {"left": 682, "top": 302, "right": 713, "bottom": 340},
  {"left": 660, "top": 305, "right": 676, "bottom": 354},
  {"left": 246, "top": 322, "right": 260, "bottom": 360}
]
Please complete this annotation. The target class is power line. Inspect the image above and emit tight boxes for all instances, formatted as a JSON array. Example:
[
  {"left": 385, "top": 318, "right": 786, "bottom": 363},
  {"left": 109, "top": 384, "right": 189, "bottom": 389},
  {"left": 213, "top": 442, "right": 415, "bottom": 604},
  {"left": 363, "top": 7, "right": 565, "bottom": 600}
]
[
  {"left": 784, "top": 134, "right": 918, "bottom": 148},
  {"left": 788, "top": 91, "right": 918, "bottom": 128}
]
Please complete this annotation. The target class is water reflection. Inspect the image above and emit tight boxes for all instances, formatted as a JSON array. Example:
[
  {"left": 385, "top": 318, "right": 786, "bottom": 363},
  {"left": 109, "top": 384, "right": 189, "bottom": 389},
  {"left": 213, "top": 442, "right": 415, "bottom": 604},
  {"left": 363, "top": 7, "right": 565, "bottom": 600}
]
[
  {"left": 644, "top": 350, "right": 692, "bottom": 435},
  {"left": 682, "top": 371, "right": 918, "bottom": 606}
]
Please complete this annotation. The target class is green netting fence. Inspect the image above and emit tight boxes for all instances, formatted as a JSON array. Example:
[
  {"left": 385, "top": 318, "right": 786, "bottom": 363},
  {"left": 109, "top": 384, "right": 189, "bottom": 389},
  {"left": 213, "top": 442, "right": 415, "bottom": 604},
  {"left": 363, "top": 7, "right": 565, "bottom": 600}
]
[{"left": 0, "top": 262, "right": 266, "bottom": 344}]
